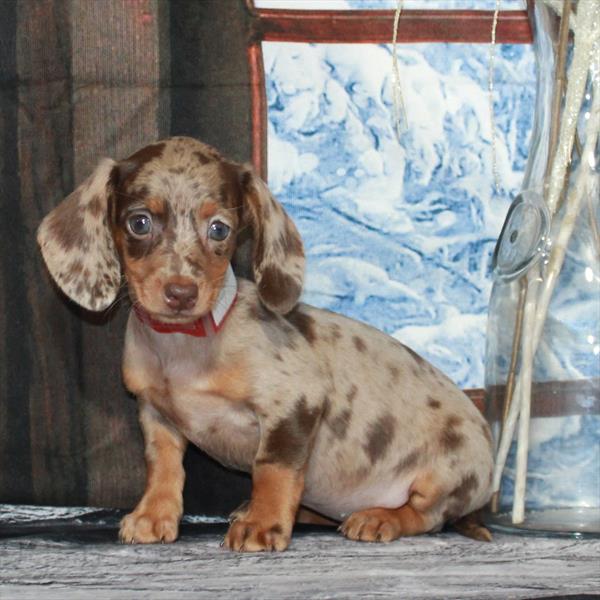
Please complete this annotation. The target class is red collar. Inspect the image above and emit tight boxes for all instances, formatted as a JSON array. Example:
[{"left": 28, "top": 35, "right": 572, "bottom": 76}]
[
  {"left": 133, "top": 298, "right": 237, "bottom": 337},
  {"left": 134, "top": 265, "right": 238, "bottom": 338}
]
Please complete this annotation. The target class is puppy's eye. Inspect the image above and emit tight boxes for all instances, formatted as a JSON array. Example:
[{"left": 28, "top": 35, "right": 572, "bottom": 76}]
[
  {"left": 127, "top": 212, "right": 153, "bottom": 237},
  {"left": 208, "top": 220, "right": 230, "bottom": 241}
]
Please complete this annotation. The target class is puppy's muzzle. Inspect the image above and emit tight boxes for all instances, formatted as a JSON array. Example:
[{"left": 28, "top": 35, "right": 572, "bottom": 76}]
[{"left": 164, "top": 281, "right": 198, "bottom": 311}]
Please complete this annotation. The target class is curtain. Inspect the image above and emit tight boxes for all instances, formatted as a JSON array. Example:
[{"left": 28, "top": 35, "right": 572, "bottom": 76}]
[{"left": 0, "top": 0, "right": 253, "bottom": 515}]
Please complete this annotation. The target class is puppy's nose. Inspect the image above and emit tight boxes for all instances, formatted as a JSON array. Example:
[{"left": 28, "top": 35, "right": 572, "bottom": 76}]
[{"left": 164, "top": 282, "right": 198, "bottom": 311}]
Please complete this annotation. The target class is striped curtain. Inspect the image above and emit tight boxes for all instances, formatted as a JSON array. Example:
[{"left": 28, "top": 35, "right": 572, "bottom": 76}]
[{"left": 0, "top": 0, "right": 252, "bottom": 514}]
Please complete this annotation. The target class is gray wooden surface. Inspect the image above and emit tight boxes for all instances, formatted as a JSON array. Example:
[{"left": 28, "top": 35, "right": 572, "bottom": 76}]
[{"left": 1, "top": 505, "right": 599, "bottom": 599}]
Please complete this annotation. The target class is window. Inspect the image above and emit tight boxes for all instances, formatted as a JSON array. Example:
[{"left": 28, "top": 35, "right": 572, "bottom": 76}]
[{"left": 247, "top": 0, "right": 534, "bottom": 390}]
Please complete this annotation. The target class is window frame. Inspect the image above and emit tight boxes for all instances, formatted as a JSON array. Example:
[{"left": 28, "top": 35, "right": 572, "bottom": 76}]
[{"left": 246, "top": 1, "right": 532, "bottom": 178}]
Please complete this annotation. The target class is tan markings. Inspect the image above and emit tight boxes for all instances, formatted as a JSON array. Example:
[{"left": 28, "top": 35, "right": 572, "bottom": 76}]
[
  {"left": 122, "top": 365, "right": 163, "bottom": 397},
  {"left": 205, "top": 362, "right": 252, "bottom": 402},
  {"left": 123, "top": 252, "right": 170, "bottom": 310},
  {"left": 392, "top": 504, "right": 428, "bottom": 535},
  {"left": 199, "top": 200, "right": 219, "bottom": 220},
  {"left": 124, "top": 241, "right": 168, "bottom": 279},
  {"left": 223, "top": 463, "right": 304, "bottom": 552},
  {"left": 113, "top": 178, "right": 234, "bottom": 316},
  {"left": 145, "top": 196, "right": 166, "bottom": 215},
  {"left": 119, "top": 407, "right": 187, "bottom": 544},
  {"left": 124, "top": 250, "right": 224, "bottom": 317},
  {"left": 408, "top": 471, "right": 444, "bottom": 512},
  {"left": 204, "top": 257, "right": 232, "bottom": 308}
]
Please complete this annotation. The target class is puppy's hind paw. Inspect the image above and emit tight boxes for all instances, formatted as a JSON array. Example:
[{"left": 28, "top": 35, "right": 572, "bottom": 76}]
[{"left": 450, "top": 511, "right": 492, "bottom": 542}]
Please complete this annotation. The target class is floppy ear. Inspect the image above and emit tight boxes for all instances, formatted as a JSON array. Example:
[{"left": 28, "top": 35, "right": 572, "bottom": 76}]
[
  {"left": 37, "top": 158, "right": 121, "bottom": 312},
  {"left": 237, "top": 166, "right": 305, "bottom": 314}
]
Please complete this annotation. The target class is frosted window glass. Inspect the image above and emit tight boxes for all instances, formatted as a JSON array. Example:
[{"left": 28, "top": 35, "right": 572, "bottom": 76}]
[{"left": 264, "top": 42, "right": 535, "bottom": 388}]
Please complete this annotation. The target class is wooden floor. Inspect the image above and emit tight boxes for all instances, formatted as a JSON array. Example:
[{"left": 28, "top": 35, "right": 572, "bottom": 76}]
[{"left": 1, "top": 505, "right": 599, "bottom": 599}]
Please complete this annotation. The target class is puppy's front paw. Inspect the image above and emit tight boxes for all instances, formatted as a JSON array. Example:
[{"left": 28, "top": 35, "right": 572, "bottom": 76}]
[
  {"left": 228, "top": 500, "right": 250, "bottom": 523},
  {"left": 119, "top": 507, "right": 181, "bottom": 544},
  {"left": 223, "top": 518, "right": 290, "bottom": 552}
]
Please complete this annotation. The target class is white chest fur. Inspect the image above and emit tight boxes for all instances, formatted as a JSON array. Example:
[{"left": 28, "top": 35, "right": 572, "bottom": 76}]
[{"left": 123, "top": 314, "right": 260, "bottom": 472}]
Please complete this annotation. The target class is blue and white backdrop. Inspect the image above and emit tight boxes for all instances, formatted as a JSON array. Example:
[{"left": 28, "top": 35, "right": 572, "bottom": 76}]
[{"left": 259, "top": 0, "right": 534, "bottom": 389}]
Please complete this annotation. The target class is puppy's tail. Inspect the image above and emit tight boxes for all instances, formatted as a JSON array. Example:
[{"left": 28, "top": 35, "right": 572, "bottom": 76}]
[{"left": 449, "top": 510, "right": 492, "bottom": 542}]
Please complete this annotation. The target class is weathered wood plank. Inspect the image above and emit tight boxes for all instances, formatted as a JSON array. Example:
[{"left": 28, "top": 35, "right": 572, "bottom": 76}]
[{"left": 1, "top": 504, "right": 599, "bottom": 599}]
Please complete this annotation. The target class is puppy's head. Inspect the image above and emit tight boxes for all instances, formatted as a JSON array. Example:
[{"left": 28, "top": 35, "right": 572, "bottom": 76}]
[{"left": 37, "top": 137, "right": 305, "bottom": 320}]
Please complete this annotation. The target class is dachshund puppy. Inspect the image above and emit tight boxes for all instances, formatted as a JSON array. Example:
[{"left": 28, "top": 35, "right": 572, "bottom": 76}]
[{"left": 38, "top": 137, "right": 493, "bottom": 551}]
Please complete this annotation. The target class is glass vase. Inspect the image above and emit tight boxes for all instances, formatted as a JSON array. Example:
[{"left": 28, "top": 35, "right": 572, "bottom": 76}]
[{"left": 484, "top": 0, "right": 600, "bottom": 535}]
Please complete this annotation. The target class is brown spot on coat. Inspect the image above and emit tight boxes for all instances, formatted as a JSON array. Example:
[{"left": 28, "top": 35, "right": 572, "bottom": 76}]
[
  {"left": 87, "top": 194, "right": 103, "bottom": 217},
  {"left": 388, "top": 364, "right": 400, "bottom": 382},
  {"left": 64, "top": 259, "right": 84, "bottom": 283},
  {"left": 123, "top": 227, "right": 163, "bottom": 260},
  {"left": 440, "top": 415, "right": 464, "bottom": 452},
  {"left": 363, "top": 414, "right": 396, "bottom": 464},
  {"left": 285, "top": 306, "right": 316, "bottom": 345},
  {"left": 184, "top": 255, "right": 203, "bottom": 277},
  {"left": 218, "top": 161, "right": 245, "bottom": 210},
  {"left": 329, "top": 323, "right": 342, "bottom": 342},
  {"left": 403, "top": 344, "right": 426, "bottom": 367},
  {"left": 47, "top": 194, "right": 87, "bottom": 250},
  {"left": 353, "top": 336, "right": 367, "bottom": 353},
  {"left": 394, "top": 449, "right": 420, "bottom": 474},
  {"left": 248, "top": 301, "right": 277, "bottom": 323},
  {"left": 427, "top": 396, "right": 441, "bottom": 409},
  {"left": 259, "top": 395, "right": 321, "bottom": 468},
  {"left": 326, "top": 408, "right": 352, "bottom": 441},
  {"left": 449, "top": 472, "right": 479, "bottom": 507},
  {"left": 126, "top": 141, "right": 166, "bottom": 166},
  {"left": 346, "top": 384, "right": 358, "bottom": 404},
  {"left": 117, "top": 142, "right": 166, "bottom": 188},
  {"left": 194, "top": 150, "right": 213, "bottom": 165}
]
